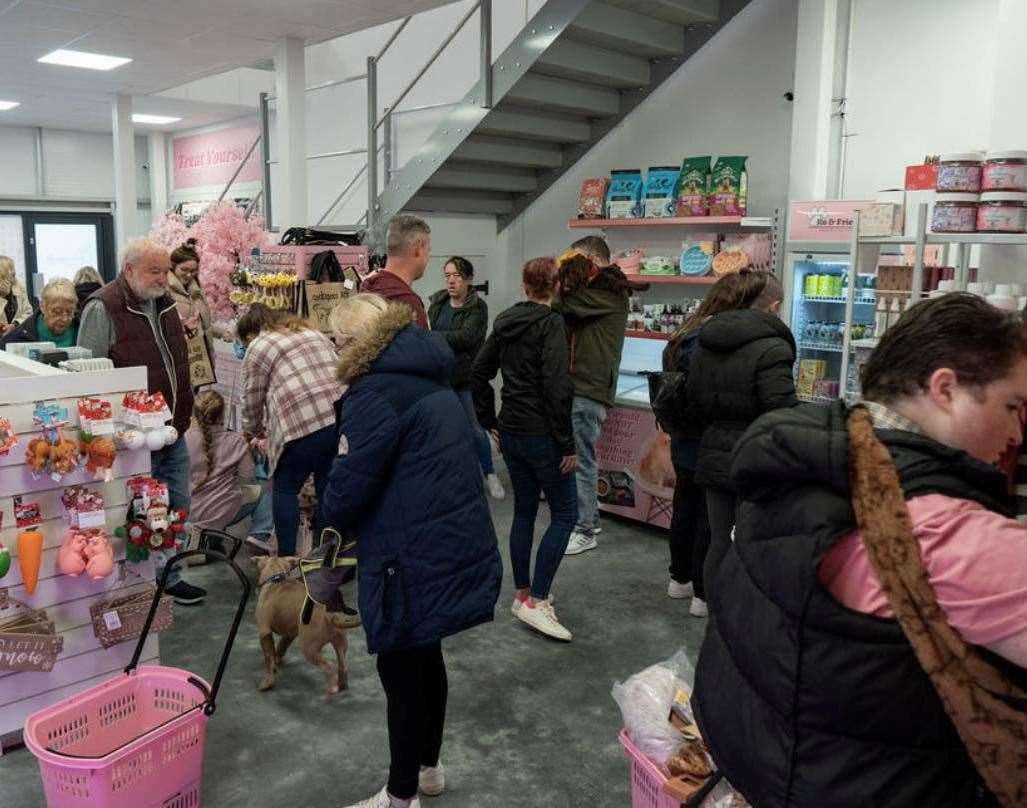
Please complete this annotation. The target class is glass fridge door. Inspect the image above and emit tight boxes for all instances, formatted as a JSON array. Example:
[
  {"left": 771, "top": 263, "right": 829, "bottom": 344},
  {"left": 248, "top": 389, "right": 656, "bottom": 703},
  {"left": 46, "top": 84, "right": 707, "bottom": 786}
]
[{"left": 787, "top": 255, "right": 877, "bottom": 405}]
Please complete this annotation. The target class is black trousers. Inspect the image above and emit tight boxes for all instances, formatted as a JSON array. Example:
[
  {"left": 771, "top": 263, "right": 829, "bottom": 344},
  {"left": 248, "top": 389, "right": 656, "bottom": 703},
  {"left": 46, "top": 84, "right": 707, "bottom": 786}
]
[
  {"left": 376, "top": 641, "right": 448, "bottom": 800},
  {"left": 669, "top": 464, "right": 710, "bottom": 600},
  {"left": 704, "top": 486, "right": 737, "bottom": 596}
]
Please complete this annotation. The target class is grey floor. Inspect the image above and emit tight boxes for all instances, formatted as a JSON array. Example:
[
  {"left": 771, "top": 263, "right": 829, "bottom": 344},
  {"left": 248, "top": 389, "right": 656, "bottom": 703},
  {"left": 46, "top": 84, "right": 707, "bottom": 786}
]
[{"left": 2, "top": 478, "right": 707, "bottom": 808}]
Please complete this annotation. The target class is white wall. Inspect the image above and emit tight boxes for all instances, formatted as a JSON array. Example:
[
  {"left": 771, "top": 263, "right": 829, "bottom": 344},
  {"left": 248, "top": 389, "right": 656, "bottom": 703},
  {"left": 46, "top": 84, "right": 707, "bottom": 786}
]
[
  {"left": 503, "top": 0, "right": 798, "bottom": 300},
  {"left": 840, "top": 0, "right": 998, "bottom": 198},
  {"left": 0, "top": 125, "right": 152, "bottom": 232}
]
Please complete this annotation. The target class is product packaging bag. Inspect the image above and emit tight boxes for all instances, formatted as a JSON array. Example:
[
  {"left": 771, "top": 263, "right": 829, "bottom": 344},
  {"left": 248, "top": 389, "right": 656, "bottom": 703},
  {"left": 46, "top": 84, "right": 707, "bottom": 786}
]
[{"left": 186, "top": 330, "right": 216, "bottom": 387}]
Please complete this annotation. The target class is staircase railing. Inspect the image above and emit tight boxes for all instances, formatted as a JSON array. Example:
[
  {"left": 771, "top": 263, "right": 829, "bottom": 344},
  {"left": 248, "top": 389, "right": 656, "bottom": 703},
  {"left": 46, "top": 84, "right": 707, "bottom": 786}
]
[{"left": 248, "top": 2, "right": 493, "bottom": 239}]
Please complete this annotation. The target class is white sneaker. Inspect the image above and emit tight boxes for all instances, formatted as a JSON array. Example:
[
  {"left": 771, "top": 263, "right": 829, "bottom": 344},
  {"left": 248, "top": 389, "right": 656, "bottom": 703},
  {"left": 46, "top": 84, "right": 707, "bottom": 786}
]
[
  {"left": 511, "top": 597, "right": 525, "bottom": 616},
  {"left": 485, "top": 473, "right": 506, "bottom": 500},
  {"left": 668, "top": 580, "right": 694, "bottom": 599},
  {"left": 594, "top": 525, "right": 602, "bottom": 535},
  {"left": 419, "top": 763, "right": 445, "bottom": 796},
  {"left": 342, "top": 786, "right": 420, "bottom": 808},
  {"left": 689, "top": 597, "right": 708, "bottom": 618},
  {"left": 564, "top": 531, "right": 597, "bottom": 556},
  {"left": 516, "top": 598, "right": 572, "bottom": 641}
]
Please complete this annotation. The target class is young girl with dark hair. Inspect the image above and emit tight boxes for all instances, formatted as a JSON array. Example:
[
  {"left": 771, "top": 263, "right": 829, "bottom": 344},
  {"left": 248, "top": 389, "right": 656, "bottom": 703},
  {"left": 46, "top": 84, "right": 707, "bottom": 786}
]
[
  {"left": 687, "top": 269, "right": 797, "bottom": 600},
  {"left": 473, "top": 257, "right": 578, "bottom": 641},
  {"left": 428, "top": 256, "right": 504, "bottom": 499},
  {"left": 662, "top": 270, "right": 774, "bottom": 616},
  {"left": 186, "top": 390, "right": 273, "bottom": 549}
]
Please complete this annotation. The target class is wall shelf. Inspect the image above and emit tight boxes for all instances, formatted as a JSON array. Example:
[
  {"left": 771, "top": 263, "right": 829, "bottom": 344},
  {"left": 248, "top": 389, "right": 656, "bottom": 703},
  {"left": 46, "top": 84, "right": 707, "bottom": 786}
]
[
  {"left": 799, "top": 342, "right": 844, "bottom": 353},
  {"left": 625, "top": 330, "right": 672, "bottom": 341},
  {"left": 803, "top": 295, "right": 876, "bottom": 305},
  {"left": 636, "top": 275, "right": 717, "bottom": 286},
  {"left": 569, "top": 216, "right": 772, "bottom": 230},
  {"left": 859, "top": 232, "right": 1027, "bottom": 246}
]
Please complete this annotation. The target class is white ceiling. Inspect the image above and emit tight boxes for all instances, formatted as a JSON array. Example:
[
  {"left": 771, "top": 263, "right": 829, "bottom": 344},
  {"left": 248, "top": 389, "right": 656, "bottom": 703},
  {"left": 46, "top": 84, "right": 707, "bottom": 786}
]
[{"left": 0, "top": 0, "right": 458, "bottom": 132}]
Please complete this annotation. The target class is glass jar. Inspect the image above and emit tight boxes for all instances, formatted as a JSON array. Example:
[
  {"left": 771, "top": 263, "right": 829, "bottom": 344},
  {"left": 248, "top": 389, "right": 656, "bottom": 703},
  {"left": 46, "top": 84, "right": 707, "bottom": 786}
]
[
  {"left": 932, "top": 193, "right": 979, "bottom": 233},
  {"left": 982, "top": 150, "right": 1027, "bottom": 192},
  {"left": 936, "top": 152, "right": 983, "bottom": 193},
  {"left": 976, "top": 192, "right": 1027, "bottom": 233}
]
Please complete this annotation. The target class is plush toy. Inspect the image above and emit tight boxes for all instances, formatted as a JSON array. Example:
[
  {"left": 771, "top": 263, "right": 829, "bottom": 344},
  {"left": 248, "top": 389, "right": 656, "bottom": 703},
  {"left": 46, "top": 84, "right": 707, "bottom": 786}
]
[
  {"left": 80, "top": 435, "right": 117, "bottom": 479},
  {"left": 18, "top": 529, "right": 43, "bottom": 594},
  {"left": 83, "top": 532, "right": 114, "bottom": 579},
  {"left": 25, "top": 437, "right": 50, "bottom": 473},
  {"left": 50, "top": 438, "right": 79, "bottom": 476},
  {"left": 57, "top": 531, "right": 89, "bottom": 576}
]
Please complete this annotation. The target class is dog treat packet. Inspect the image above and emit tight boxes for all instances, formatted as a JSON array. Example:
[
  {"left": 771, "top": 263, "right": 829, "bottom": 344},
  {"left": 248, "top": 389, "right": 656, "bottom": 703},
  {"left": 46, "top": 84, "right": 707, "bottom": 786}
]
[
  {"left": 709, "top": 156, "right": 748, "bottom": 216},
  {"left": 676, "top": 157, "right": 711, "bottom": 216},
  {"left": 606, "top": 169, "right": 644, "bottom": 219},
  {"left": 577, "top": 177, "right": 609, "bottom": 218},
  {"left": 643, "top": 166, "right": 681, "bottom": 218}
]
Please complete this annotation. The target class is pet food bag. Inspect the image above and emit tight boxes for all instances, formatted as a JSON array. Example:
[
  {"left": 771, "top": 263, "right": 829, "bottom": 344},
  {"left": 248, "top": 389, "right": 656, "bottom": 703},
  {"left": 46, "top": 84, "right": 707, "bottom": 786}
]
[
  {"left": 676, "top": 156, "right": 711, "bottom": 216},
  {"left": 709, "top": 156, "right": 748, "bottom": 216},
  {"left": 643, "top": 166, "right": 681, "bottom": 218},
  {"left": 606, "top": 169, "right": 644, "bottom": 219},
  {"left": 577, "top": 177, "right": 610, "bottom": 218}
]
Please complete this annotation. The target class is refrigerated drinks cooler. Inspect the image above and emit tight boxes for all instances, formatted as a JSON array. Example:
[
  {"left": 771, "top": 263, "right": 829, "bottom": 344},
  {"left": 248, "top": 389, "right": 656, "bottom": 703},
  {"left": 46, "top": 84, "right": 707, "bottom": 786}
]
[
  {"left": 785, "top": 254, "right": 876, "bottom": 404},
  {"left": 783, "top": 201, "right": 877, "bottom": 405}
]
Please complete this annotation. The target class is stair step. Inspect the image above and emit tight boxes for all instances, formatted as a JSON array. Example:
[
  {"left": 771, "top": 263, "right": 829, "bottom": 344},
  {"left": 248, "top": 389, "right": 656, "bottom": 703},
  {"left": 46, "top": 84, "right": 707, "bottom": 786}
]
[
  {"left": 407, "top": 189, "right": 514, "bottom": 215},
  {"left": 426, "top": 166, "right": 538, "bottom": 193},
  {"left": 506, "top": 73, "right": 620, "bottom": 118},
  {"left": 478, "top": 107, "right": 591, "bottom": 144},
  {"left": 451, "top": 136, "right": 563, "bottom": 169},
  {"left": 568, "top": 2, "right": 685, "bottom": 57},
  {"left": 603, "top": 0, "right": 719, "bottom": 25},
  {"left": 535, "top": 39, "right": 650, "bottom": 89}
]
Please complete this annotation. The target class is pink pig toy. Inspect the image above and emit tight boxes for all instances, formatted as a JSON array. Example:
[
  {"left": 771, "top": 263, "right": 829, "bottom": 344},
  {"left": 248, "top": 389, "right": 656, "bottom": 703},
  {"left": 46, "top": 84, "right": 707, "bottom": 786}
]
[
  {"left": 83, "top": 531, "right": 115, "bottom": 580},
  {"left": 57, "top": 531, "right": 89, "bottom": 576}
]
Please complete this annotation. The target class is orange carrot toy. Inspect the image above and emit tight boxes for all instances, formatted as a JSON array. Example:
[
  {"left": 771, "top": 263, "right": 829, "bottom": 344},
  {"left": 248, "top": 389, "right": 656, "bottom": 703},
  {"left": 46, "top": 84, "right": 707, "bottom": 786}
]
[{"left": 18, "top": 529, "right": 43, "bottom": 594}]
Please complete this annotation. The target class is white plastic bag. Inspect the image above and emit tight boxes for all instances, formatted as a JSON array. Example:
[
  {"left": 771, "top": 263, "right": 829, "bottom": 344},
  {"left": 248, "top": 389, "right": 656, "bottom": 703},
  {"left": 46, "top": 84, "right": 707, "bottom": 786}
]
[{"left": 612, "top": 650, "right": 695, "bottom": 764}]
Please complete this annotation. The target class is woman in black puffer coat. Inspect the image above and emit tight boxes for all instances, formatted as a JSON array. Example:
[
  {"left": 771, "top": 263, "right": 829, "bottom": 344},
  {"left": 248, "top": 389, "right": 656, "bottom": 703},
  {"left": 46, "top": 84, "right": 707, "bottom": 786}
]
[{"left": 686, "top": 269, "right": 797, "bottom": 593}]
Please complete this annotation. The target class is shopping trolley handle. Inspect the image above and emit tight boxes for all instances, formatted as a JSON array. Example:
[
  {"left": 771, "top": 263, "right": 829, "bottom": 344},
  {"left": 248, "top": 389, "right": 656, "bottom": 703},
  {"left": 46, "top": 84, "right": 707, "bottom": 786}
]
[{"left": 125, "top": 531, "right": 252, "bottom": 717}]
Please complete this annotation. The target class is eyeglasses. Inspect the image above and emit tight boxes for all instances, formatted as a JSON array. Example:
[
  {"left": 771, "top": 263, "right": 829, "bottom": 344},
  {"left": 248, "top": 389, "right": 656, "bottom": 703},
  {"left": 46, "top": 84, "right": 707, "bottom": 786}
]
[{"left": 44, "top": 306, "right": 75, "bottom": 318}]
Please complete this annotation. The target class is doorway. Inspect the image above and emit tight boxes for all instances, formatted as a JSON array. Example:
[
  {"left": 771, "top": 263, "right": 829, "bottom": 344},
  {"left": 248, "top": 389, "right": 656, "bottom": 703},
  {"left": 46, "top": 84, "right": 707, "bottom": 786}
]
[{"left": 21, "top": 212, "right": 115, "bottom": 301}]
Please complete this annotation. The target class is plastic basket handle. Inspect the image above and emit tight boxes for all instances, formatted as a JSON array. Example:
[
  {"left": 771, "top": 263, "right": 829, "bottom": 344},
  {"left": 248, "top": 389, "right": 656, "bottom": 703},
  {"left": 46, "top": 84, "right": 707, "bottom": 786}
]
[{"left": 125, "top": 536, "right": 252, "bottom": 717}]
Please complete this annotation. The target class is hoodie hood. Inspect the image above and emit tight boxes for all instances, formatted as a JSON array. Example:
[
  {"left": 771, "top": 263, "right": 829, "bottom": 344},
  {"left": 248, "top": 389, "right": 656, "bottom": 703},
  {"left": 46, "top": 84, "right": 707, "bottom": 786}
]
[
  {"left": 492, "top": 301, "right": 554, "bottom": 340},
  {"left": 336, "top": 302, "right": 453, "bottom": 384},
  {"left": 699, "top": 309, "right": 796, "bottom": 354}
]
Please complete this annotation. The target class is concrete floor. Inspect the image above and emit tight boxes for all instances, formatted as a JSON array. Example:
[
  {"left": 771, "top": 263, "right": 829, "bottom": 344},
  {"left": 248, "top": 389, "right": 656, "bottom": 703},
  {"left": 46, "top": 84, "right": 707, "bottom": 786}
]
[{"left": 2, "top": 481, "right": 707, "bottom": 808}]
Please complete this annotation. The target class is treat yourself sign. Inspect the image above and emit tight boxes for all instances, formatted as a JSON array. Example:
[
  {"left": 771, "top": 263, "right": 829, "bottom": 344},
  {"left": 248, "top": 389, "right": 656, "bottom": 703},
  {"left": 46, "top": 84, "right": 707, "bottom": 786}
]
[{"left": 173, "top": 124, "right": 261, "bottom": 190}]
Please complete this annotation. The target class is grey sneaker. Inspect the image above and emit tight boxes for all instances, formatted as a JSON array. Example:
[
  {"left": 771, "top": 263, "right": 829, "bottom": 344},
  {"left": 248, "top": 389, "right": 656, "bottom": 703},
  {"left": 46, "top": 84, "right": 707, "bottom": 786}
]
[{"left": 564, "top": 531, "right": 597, "bottom": 556}]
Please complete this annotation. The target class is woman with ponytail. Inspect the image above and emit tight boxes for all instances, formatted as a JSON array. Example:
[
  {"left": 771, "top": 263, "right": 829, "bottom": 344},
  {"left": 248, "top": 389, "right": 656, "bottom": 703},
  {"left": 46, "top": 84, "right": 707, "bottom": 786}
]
[{"left": 186, "top": 390, "right": 274, "bottom": 551}]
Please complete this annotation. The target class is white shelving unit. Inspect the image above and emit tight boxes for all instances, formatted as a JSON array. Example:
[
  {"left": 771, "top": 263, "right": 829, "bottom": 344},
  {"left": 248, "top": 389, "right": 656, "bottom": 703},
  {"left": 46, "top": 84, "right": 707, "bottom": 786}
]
[{"left": 841, "top": 201, "right": 1027, "bottom": 402}]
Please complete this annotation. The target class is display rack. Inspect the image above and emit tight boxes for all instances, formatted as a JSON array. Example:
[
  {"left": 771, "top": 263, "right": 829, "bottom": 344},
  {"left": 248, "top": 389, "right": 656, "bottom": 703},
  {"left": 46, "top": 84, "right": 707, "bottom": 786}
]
[
  {"left": 839, "top": 202, "right": 1027, "bottom": 402},
  {"left": 0, "top": 353, "right": 159, "bottom": 750},
  {"left": 568, "top": 215, "right": 774, "bottom": 230}
]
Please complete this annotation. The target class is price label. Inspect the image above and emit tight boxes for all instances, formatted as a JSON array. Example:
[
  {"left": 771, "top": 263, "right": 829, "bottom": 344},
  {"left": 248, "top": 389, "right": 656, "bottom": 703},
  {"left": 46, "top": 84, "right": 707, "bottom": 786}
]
[{"left": 102, "top": 610, "right": 122, "bottom": 631}]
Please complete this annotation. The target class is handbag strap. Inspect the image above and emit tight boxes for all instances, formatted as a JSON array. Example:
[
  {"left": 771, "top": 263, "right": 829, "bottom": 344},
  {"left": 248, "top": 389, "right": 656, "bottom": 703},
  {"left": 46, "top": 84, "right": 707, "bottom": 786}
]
[{"left": 848, "top": 406, "right": 1027, "bottom": 806}]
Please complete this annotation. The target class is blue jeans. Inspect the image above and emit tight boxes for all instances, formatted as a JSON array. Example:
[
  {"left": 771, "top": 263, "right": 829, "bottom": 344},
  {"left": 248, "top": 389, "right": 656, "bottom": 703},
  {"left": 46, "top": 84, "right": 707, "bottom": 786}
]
[
  {"left": 457, "top": 388, "right": 494, "bottom": 476},
  {"left": 500, "top": 431, "right": 578, "bottom": 600},
  {"left": 227, "top": 482, "right": 274, "bottom": 537},
  {"left": 572, "top": 396, "right": 607, "bottom": 536},
  {"left": 272, "top": 424, "right": 337, "bottom": 556},
  {"left": 150, "top": 436, "right": 192, "bottom": 589}
]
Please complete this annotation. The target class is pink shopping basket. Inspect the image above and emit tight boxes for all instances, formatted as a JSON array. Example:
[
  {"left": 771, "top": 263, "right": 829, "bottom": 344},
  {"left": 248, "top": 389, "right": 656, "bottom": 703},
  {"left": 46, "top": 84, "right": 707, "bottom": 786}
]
[
  {"left": 24, "top": 532, "right": 252, "bottom": 808},
  {"left": 619, "top": 729, "right": 723, "bottom": 808}
]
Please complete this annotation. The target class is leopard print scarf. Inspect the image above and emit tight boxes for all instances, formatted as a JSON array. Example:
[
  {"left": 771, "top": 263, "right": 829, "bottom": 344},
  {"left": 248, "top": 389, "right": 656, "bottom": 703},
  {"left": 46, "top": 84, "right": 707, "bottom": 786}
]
[{"left": 848, "top": 406, "right": 1027, "bottom": 807}]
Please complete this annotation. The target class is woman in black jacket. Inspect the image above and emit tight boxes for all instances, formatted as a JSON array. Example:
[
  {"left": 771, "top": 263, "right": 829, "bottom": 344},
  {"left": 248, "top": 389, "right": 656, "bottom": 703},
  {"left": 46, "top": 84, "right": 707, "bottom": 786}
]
[
  {"left": 687, "top": 269, "right": 797, "bottom": 593},
  {"left": 473, "top": 257, "right": 577, "bottom": 642},
  {"left": 428, "top": 256, "right": 504, "bottom": 500}
]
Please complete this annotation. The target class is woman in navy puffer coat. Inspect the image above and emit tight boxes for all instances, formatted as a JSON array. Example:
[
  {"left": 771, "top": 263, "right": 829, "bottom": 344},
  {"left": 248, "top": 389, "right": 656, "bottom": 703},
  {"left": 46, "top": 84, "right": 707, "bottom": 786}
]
[{"left": 324, "top": 293, "right": 502, "bottom": 808}]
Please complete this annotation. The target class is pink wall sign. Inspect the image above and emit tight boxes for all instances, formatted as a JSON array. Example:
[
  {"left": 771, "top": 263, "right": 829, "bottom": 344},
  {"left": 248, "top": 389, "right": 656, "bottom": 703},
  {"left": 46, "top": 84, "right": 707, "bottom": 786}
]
[
  {"left": 788, "top": 200, "right": 875, "bottom": 242},
  {"left": 172, "top": 124, "right": 261, "bottom": 190}
]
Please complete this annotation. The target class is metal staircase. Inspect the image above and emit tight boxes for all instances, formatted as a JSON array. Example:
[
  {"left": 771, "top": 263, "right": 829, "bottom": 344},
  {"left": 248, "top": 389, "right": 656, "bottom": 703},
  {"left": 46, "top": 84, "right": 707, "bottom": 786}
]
[
  {"left": 252, "top": 0, "right": 756, "bottom": 238},
  {"left": 377, "top": 0, "right": 753, "bottom": 233}
]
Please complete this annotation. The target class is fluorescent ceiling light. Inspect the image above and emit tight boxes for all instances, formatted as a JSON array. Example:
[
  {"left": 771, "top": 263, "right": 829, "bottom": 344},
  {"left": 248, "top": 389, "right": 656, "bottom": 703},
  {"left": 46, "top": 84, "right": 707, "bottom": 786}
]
[
  {"left": 0, "top": 100, "right": 20, "bottom": 111},
  {"left": 38, "top": 49, "right": 132, "bottom": 71},
  {"left": 132, "top": 114, "right": 181, "bottom": 125}
]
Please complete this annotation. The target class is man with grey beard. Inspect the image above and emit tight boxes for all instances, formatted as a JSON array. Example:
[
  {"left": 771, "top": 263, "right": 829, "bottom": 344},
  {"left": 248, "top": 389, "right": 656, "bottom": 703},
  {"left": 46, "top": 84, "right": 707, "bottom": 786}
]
[{"left": 78, "top": 238, "right": 205, "bottom": 605}]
